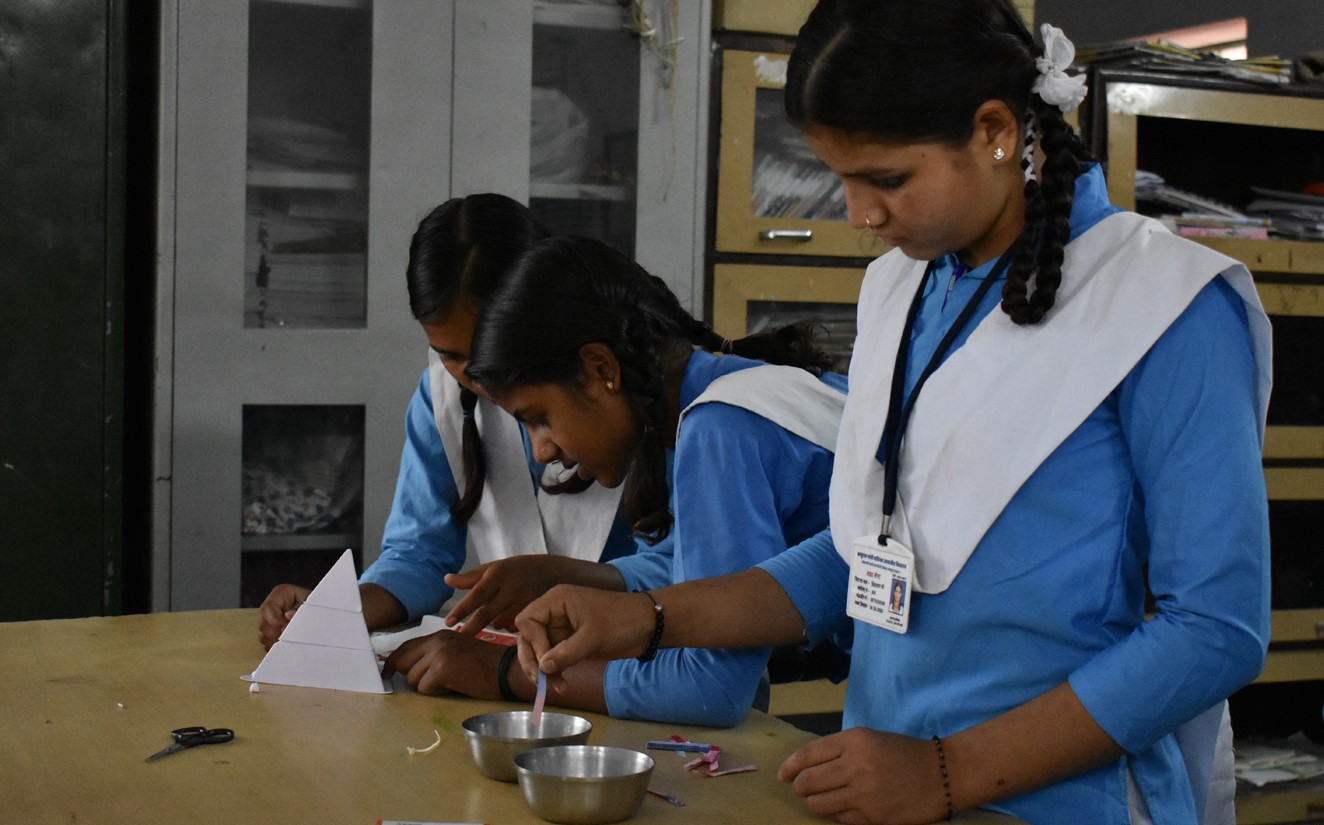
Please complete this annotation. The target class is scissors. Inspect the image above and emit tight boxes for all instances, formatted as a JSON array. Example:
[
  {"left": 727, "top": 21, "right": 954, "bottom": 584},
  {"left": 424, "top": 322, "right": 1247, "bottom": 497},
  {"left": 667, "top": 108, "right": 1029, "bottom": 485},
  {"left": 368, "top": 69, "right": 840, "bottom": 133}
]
[{"left": 145, "top": 726, "right": 235, "bottom": 763}]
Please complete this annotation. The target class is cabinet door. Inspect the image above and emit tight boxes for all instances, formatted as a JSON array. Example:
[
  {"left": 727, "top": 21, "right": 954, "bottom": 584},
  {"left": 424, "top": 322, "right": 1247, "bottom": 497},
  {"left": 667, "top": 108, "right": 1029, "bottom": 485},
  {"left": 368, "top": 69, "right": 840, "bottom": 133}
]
[
  {"left": 714, "top": 49, "right": 884, "bottom": 259},
  {"left": 163, "top": 0, "right": 452, "bottom": 610},
  {"left": 451, "top": 0, "right": 709, "bottom": 313},
  {"left": 711, "top": 264, "right": 865, "bottom": 375}
]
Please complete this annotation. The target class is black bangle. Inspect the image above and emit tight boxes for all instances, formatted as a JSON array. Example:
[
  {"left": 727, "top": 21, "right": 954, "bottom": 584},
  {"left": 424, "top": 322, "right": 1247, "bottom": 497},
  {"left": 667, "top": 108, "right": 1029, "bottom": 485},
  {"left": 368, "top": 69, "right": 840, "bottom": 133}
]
[
  {"left": 635, "top": 590, "right": 664, "bottom": 663},
  {"left": 496, "top": 644, "right": 520, "bottom": 702},
  {"left": 932, "top": 735, "right": 953, "bottom": 820}
]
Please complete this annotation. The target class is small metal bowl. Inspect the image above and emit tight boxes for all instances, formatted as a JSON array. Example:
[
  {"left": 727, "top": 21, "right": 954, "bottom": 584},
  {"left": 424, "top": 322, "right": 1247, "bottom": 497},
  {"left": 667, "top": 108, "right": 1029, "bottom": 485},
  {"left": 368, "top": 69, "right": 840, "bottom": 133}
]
[
  {"left": 461, "top": 711, "right": 593, "bottom": 782},
  {"left": 514, "top": 745, "right": 655, "bottom": 825}
]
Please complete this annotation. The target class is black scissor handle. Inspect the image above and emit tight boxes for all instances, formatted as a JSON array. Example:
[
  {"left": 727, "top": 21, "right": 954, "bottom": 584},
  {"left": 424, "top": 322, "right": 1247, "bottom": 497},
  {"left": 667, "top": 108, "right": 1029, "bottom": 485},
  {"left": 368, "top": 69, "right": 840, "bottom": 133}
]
[{"left": 172, "top": 726, "right": 234, "bottom": 745}]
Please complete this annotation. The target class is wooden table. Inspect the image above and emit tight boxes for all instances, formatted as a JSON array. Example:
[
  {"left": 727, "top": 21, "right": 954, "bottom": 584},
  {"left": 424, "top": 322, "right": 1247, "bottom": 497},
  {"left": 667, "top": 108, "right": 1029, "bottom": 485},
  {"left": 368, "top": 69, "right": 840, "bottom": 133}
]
[{"left": 0, "top": 610, "right": 1021, "bottom": 824}]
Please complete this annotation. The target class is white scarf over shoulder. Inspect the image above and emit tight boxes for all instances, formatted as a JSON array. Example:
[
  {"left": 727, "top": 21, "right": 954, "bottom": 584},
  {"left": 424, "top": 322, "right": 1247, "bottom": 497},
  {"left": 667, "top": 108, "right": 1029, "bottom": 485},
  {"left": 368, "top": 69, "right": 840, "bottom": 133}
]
[
  {"left": 678, "top": 363, "right": 845, "bottom": 452},
  {"left": 830, "top": 211, "right": 1272, "bottom": 595},
  {"left": 428, "top": 353, "right": 622, "bottom": 564}
]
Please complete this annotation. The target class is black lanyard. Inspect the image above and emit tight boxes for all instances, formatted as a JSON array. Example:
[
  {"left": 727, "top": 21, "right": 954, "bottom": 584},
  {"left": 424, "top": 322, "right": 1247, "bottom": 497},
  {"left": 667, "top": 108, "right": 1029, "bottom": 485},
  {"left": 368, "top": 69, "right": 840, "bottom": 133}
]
[{"left": 877, "top": 254, "right": 1012, "bottom": 544}]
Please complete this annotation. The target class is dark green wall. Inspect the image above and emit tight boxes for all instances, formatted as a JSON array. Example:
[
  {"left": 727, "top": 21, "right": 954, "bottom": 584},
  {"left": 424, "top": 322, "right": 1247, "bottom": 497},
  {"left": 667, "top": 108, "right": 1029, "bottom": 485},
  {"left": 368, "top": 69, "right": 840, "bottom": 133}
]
[{"left": 0, "top": 0, "right": 133, "bottom": 620}]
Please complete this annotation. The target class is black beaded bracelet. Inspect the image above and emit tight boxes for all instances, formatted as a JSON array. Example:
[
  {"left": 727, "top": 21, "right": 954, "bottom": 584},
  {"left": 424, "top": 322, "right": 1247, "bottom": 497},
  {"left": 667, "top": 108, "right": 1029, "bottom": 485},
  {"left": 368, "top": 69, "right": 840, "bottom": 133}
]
[
  {"left": 932, "top": 735, "right": 953, "bottom": 820},
  {"left": 496, "top": 643, "right": 520, "bottom": 702},
  {"left": 636, "top": 590, "right": 664, "bottom": 663}
]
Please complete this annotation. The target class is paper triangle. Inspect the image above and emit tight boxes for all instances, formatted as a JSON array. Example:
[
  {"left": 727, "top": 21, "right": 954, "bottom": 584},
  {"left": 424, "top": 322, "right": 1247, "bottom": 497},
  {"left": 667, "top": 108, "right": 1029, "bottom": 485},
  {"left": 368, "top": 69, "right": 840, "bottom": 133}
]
[
  {"left": 303, "top": 549, "right": 363, "bottom": 611},
  {"left": 243, "top": 550, "right": 390, "bottom": 694},
  {"left": 246, "top": 641, "right": 388, "bottom": 694},
  {"left": 280, "top": 603, "right": 373, "bottom": 649}
]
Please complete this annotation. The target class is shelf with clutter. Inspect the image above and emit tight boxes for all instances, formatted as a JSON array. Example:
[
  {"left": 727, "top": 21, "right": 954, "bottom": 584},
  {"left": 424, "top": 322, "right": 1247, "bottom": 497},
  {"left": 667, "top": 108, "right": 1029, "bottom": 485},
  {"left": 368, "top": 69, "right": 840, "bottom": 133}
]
[
  {"left": 1085, "top": 68, "right": 1324, "bottom": 823},
  {"left": 1087, "top": 72, "right": 1324, "bottom": 268}
]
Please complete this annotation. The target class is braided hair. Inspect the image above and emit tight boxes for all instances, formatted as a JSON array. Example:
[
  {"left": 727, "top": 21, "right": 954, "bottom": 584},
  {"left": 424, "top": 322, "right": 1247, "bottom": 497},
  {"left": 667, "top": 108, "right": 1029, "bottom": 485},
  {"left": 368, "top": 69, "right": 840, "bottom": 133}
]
[
  {"left": 465, "top": 236, "right": 832, "bottom": 543},
  {"left": 405, "top": 194, "right": 550, "bottom": 522},
  {"left": 784, "top": 0, "right": 1093, "bottom": 324}
]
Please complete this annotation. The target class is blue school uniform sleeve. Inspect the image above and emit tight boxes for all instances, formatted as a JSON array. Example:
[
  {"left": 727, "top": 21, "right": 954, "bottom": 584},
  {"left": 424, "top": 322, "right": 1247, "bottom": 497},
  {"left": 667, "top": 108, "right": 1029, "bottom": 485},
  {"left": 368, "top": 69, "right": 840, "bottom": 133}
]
[
  {"left": 1068, "top": 277, "right": 1270, "bottom": 752},
  {"left": 359, "top": 371, "right": 469, "bottom": 621},
  {"left": 608, "top": 532, "right": 674, "bottom": 591},
  {"left": 602, "top": 404, "right": 829, "bottom": 727},
  {"left": 759, "top": 527, "right": 853, "bottom": 647}
]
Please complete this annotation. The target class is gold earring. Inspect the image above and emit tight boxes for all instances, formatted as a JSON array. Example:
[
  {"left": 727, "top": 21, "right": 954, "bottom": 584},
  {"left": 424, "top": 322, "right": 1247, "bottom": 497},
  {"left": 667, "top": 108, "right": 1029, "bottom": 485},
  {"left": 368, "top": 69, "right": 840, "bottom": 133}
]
[
  {"left": 865, "top": 215, "right": 872, "bottom": 228},
  {"left": 993, "top": 147, "right": 1006, "bottom": 161}
]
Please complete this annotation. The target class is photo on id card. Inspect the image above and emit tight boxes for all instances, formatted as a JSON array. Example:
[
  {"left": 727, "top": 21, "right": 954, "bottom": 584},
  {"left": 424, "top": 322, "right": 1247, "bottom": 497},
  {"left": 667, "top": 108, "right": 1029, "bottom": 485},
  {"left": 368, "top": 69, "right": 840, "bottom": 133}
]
[{"left": 847, "top": 535, "right": 912, "bottom": 634}]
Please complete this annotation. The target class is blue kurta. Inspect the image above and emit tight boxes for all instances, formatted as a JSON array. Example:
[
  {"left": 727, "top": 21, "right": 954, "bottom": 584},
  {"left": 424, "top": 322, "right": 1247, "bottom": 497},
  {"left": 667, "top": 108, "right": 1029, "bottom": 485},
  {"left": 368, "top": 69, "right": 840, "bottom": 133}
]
[
  {"left": 359, "top": 370, "right": 659, "bottom": 621},
  {"left": 603, "top": 351, "right": 846, "bottom": 727},
  {"left": 761, "top": 165, "right": 1269, "bottom": 823}
]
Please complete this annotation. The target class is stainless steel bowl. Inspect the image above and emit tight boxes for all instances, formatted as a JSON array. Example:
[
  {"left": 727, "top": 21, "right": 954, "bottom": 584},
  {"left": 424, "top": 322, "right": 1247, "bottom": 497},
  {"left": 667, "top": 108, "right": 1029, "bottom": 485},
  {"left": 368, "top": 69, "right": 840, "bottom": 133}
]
[
  {"left": 514, "top": 745, "right": 655, "bottom": 824},
  {"left": 461, "top": 711, "right": 593, "bottom": 782}
]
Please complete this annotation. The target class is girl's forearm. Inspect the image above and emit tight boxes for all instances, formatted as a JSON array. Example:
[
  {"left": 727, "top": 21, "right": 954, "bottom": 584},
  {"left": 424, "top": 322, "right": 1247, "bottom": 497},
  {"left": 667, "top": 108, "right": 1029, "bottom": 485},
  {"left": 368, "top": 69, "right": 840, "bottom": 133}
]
[
  {"left": 946, "top": 682, "right": 1123, "bottom": 811},
  {"left": 649, "top": 567, "right": 808, "bottom": 650}
]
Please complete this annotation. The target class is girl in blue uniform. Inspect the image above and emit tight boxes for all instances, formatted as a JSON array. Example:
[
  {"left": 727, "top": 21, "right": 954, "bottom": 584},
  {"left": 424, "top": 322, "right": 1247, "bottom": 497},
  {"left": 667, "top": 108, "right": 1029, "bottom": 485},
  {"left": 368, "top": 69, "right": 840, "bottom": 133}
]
[
  {"left": 382, "top": 235, "right": 848, "bottom": 727},
  {"left": 257, "top": 194, "right": 654, "bottom": 648},
  {"left": 511, "top": 1, "right": 1272, "bottom": 822}
]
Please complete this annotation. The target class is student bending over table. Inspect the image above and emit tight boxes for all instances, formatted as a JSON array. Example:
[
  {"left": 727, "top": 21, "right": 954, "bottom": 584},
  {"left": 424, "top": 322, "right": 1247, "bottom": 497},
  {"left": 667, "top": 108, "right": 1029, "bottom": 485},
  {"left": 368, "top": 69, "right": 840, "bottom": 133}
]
[{"left": 382, "top": 236, "right": 850, "bottom": 728}]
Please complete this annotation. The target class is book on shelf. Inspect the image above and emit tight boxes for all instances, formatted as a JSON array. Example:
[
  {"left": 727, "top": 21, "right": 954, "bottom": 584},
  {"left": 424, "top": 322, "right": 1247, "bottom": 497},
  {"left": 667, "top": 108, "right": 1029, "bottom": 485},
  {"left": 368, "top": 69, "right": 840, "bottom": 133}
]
[
  {"left": 1157, "top": 212, "right": 1270, "bottom": 239},
  {"left": 1135, "top": 170, "right": 1246, "bottom": 218},
  {"left": 1244, "top": 186, "right": 1324, "bottom": 241},
  {"left": 1074, "top": 39, "right": 1291, "bottom": 86},
  {"left": 1164, "top": 222, "right": 1270, "bottom": 240}
]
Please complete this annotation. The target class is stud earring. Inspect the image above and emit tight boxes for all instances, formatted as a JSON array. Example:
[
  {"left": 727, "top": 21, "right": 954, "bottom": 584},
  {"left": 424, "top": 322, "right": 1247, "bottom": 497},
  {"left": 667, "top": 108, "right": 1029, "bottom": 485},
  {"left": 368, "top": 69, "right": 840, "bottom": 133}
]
[
  {"left": 993, "top": 147, "right": 1006, "bottom": 161},
  {"left": 864, "top": 215, "right": 873, "bottom": 228},
  {"left": 606, "top": 381, "right": 614, "bottom": 390}
]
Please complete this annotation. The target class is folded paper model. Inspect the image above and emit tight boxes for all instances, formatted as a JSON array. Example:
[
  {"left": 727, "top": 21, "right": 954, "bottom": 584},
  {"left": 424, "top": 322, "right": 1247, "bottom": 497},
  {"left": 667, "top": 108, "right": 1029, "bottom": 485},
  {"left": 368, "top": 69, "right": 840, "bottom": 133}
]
[{"left": 243, "top": 549, "right": 391, "bottom": 694}]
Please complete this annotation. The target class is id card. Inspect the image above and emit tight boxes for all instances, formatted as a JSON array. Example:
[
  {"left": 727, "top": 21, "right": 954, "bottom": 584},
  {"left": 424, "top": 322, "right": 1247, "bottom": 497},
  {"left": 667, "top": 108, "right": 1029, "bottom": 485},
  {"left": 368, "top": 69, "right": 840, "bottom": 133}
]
[{"left": 846, "top": 535, "right": 914, "bottom": 634}]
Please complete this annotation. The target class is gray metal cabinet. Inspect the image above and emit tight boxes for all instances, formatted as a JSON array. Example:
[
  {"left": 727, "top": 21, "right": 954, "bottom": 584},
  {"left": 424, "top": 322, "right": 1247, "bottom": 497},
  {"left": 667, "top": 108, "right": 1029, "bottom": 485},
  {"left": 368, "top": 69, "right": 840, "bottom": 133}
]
[
  {"left": 156, "top": 0, "right": 709, "bottom": 611},
  {"left": 451, "top": 0, "right": 710, "bottom": 310}
]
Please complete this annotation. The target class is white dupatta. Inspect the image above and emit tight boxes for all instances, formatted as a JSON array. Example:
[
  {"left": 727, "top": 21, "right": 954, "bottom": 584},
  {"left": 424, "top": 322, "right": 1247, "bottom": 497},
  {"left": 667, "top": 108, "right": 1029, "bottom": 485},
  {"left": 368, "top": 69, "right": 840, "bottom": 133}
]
[{"left": 428, "top": 352, "right": 622, "bottom": 564}]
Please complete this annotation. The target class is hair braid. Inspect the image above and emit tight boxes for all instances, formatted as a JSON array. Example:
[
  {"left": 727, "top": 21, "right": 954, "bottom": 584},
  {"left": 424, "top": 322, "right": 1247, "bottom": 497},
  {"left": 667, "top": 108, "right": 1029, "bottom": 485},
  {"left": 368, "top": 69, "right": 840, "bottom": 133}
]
[
  {"left": 614, "top": 302, "right": 676, "bottom": 542},
  {"left": 1001, "top": 103, "right": 1083, "bottom": 325},
  {"left": 1000, "top": 179, "right": 1043, "bottom": 325},
  {"left": 1025, "top": 104, "right": 1078, "bottom": 322},
  {"left": 450, "top": 388, "right": 486, "bottom": 521}
]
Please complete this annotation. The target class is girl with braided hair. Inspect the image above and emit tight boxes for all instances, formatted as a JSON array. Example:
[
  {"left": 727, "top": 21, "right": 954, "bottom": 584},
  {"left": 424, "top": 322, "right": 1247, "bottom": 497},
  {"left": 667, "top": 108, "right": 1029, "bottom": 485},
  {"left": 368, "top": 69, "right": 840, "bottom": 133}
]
[
  {"left": 382, "top": 234, "right": 848, "bottom": 727},
  {"left": 511, "top": 1, "right": 1273, "bottom": 822},
  {"left": 257, "top": 194, "right": 650, "bottom": 650}
]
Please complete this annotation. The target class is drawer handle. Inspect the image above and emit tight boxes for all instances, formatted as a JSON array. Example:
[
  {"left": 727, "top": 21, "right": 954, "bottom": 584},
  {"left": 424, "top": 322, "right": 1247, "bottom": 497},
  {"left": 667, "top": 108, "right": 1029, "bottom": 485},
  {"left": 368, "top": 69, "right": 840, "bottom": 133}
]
[{"left": 759, "top": 229, "right": 814, "bottom": 242}]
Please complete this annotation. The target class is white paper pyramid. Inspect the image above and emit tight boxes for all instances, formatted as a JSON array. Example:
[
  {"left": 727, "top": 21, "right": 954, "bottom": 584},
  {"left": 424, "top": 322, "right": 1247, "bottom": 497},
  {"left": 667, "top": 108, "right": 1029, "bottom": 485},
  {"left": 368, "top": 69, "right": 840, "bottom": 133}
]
[{"left": 242, "top": 550, "right": 390, "bottom": 694}]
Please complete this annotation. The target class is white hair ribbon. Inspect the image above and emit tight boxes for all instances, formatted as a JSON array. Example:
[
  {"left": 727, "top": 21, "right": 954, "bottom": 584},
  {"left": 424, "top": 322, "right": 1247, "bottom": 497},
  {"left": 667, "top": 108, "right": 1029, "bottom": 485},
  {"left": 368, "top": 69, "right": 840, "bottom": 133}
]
[
  {"left": 1022, "top": 114, "right": 1037, "bottom": 183},
  {"left": 1031, "top": 23, "right": 1088, "bottom": 113}
]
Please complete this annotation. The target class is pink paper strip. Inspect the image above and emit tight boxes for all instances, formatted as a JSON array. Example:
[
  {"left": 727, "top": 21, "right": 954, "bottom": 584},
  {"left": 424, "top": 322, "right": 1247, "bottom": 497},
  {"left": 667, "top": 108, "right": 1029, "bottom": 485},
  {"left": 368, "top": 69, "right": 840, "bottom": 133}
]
[{"left": 531, "top": 670, "right": 547, "bottom": 727}]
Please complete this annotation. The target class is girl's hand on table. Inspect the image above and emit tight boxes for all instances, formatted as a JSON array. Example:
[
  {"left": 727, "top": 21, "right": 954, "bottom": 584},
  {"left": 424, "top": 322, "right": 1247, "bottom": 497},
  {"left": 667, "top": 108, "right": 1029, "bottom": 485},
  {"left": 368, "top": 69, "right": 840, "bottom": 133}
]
[
  {"left": 778, "top": 728, "right": 951, "bottom": 825},
  {"left": 381, "top": 630, "right": 508, "bottom": 698},
  {"left": 257, "top": 584, "right": 311, "bottom": 650},
  {"left": 444, "top": 556, "right": 617, "bottom": 636}
]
